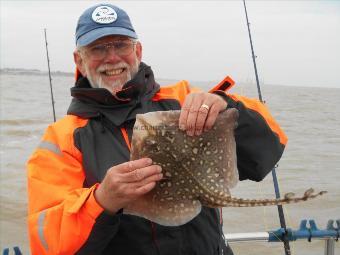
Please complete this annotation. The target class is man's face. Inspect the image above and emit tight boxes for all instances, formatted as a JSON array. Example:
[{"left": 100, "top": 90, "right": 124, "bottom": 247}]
[{"left": 74, "top": 35, "right": 142, "bottom": 95}]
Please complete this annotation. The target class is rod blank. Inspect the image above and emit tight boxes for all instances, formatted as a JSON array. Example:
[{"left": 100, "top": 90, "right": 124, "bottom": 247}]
[{"left": 44, "top": 28, "right": 56, "bottom": 122}]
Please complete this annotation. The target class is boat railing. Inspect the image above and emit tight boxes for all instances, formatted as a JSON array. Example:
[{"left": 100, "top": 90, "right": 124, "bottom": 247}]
[
  {"left": 2, "top": 219, "right": 339, "bottom": 255},
  {"left": 224, "top": 219, "right": 339, "bottom": 255}
]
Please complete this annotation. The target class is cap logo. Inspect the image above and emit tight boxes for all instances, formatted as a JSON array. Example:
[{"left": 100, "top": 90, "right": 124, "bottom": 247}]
[{"left": 92, "top": 6, "right": 117, "bottom": 24}]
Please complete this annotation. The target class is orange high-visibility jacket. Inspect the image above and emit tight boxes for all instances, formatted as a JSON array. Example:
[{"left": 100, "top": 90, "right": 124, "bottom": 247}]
[{"left": 27, "top": 63, "right": 287, "bottom": 255}]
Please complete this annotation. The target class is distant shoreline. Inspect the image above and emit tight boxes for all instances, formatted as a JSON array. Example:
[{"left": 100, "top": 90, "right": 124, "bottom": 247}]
[
  {"left": 1, "top": 68, "right": 339, "bottom": 90},
  {"left": 0, "top": 68, "right": 74, "bottom": 77}
]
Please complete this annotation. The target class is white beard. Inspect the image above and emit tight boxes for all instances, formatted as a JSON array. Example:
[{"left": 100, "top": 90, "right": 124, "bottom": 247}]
[{"left": 86, "top": 58, "right": 140, "bottom": 94}]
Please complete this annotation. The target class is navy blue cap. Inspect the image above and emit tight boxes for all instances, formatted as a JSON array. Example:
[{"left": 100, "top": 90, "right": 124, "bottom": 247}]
[{"left": 76, "top": 4, "right": 138, "bottom": 46}]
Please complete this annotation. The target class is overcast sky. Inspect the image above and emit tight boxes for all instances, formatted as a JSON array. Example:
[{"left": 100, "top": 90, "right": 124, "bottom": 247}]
[{"left": 1, "top": 0, "right": 339, "bottom": 88}]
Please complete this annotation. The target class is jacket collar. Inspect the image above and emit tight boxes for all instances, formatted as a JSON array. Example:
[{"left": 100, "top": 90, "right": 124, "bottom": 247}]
[{"left": 67, "top": 62, "right": 160, "bottom": 126}]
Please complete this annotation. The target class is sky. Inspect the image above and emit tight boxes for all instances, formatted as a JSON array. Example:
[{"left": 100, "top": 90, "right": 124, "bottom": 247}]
[{"left": 1, "top": 0, "right": 339, "bottom": 88}]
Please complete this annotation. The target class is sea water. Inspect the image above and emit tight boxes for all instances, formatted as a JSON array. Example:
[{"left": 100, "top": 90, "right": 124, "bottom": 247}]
[{"left": 0, "top": 72, "right": 339, "bottom": 254}]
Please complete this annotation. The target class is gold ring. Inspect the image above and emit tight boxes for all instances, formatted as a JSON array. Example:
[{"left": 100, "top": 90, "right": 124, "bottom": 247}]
[{"left": 200, "top": 104, "right": 210, "bottom": 111}]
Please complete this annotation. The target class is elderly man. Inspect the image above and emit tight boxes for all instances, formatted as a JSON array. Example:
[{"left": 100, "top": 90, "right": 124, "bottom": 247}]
[{"left": 27, "top": 3, "right": 287, "bottom": 255}]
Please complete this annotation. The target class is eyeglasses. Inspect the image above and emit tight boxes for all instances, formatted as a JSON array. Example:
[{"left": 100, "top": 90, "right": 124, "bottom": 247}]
[{"left": 83, "top": 40, "right": 137, "bottom": 60}]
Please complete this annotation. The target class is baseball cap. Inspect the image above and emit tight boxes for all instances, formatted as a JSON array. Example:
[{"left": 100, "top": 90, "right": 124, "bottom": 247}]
[{"left": 75, "top": 4, "right": 138, "bottom": 46}]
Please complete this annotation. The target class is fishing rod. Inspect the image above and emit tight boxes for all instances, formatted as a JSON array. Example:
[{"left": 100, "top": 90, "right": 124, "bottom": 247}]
[
  {"left": 242, "top": 1, "right": 291, "bottom": 255},
  {"left": 44, "top": 28, "right": 56, "bottom": 122}
]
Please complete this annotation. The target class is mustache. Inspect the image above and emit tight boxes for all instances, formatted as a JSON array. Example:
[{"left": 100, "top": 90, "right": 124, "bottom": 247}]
[{"left": 96, "top": 62, "right": 129, "bottom": 72}]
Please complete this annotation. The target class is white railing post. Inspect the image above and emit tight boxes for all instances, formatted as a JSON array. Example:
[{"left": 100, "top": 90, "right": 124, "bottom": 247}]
[{"left": 324, "top": 238, "right": 335, "bottom": 255}]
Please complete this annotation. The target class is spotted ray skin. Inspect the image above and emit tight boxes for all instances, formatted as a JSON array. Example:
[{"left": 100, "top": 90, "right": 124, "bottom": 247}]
[{"left": 126, "top": 110, "right": 326, "bottom": 226}]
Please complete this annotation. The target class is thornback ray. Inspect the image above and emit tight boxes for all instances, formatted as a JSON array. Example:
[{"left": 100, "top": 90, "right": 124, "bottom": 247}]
[{"left": 125, "top": 110, "right": 327, "bottom": 226}]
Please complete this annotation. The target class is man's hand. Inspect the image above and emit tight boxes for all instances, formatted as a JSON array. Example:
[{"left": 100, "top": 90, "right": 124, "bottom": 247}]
[
  {"left": 179, "top": 92, "right": 227, "bottom": 136},
  {"left": 94, "top": 158, "right": 162, "bottom": 214}
]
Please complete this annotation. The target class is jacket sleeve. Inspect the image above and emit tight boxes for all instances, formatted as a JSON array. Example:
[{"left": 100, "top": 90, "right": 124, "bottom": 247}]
[
  {"left": 213, "top": 90, "right": 287, "bottom": 181},
  {"left": 27, "top": 117, "right": 120, "bottom": 254},
  {"left": 208, "top": 76, "right": 287, "bottom": 181}
]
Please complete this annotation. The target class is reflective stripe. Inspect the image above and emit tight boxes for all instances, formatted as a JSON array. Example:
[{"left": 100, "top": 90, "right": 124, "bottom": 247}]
[
  {"left": 38, "top": 210, "right": 48, "bottom": 251},
  {"left": 38, "top": 141, "right": 62, "bottom": 156}
]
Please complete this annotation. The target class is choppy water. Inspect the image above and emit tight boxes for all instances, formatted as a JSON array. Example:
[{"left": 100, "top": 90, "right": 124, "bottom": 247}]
[{"left": 0, "top": 72, "right": 339, "bottom": 254}]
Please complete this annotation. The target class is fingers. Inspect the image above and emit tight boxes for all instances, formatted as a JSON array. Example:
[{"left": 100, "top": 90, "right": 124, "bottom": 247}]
[
  {"left": 185, "top": 103, "right": 208, "bottom": 136},
  {"left": 179, "top": 94, "right": 194, "bottom": 131},
  {"left": 124, "top": 170, "right": 162, "bottom": 196},
  {"left": 135, "top": 171, "right": 163, "bottom": 188},
  {"left": 134, "top": 182, "right": 157, "bottom": 196},
  {"left": 203, "top": 103, "right": 220, "bottom": 132},
  {"left": 117, "top": 157, "right": 153, "bottom": 173},
  {"left": 112, "top": 159, "right": 163, "bottom": 194},
  {"left": 194, "top": 104, "right": 211, "bottom": 135},
  {"left": 122, "top": 164, "right": 162, "bottom": 183},
  {"left": 95, "top": 161, "right": 162, "bottom": 213},
  {"left": 179, "top": 92, "right": 227, "bottom": 136},
  {"left": 179, "top": 93, "right": 205, "bottom": 136},
  {"left": 132, "top": 173, "right": 163, "bottom": 196},
  {"left": 118, "top": 164, "right": 163, "bottom": 197}
]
